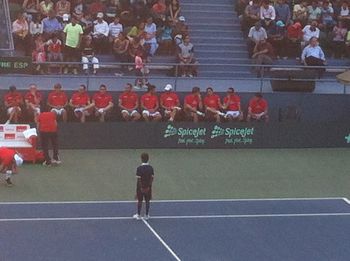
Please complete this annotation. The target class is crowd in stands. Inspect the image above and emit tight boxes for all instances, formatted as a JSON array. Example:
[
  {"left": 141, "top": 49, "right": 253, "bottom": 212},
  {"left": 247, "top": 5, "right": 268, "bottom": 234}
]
[
  {"left": 10, "top": 0, "right": 197, "bottom": 78},
  {"left": 2, "top": 83, "right": 269, "bottom": 124},
  {"left": 237, "top": 0, "right": 350, "bottom": 76}
]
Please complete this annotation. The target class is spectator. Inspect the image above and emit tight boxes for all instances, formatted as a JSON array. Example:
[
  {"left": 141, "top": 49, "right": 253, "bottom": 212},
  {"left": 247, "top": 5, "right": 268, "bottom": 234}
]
[
  {"left": 55, "top": 0, "right": 71, "bottom": 20},
  {"left": 42, "top": 10, "right": 63, "bottom": 39},
  {"left": 118, "top": 83, "right": 141, "bottom": 121},
  {"left": 320, "top": 1, "right": 335, "bottom": 32},
  {"left": 29, "top": 14, "right": 44, "bottom": 39},
  {"left": 129, "top": 36, "right": 145, "bottom": 68},
  {"left": 23, "top": 0, "right": 40, "bottom": 14},
  {"left": 24, "top": 84, "right": 42, "bottom": 122},
  {"left": 113, "top": 33, "right": 130, "bottom": 72},
  {"left": 293, "top": 0, "right": 308, "bottom": 25},
  {"left": 134, "top": 50, "right": 149, "bottom": 89},
  {"left": 339, "top": 1, "right": 350, "bottom": 24},
  {"left": 132, "top": 0, "right": 149, "bottom": 22},
  {"left": 268, "top": 20, "right": 287, "bottom": 59},
  {"left": 287, "top": 21, "right": 303, "bottom": 59},
  {"left": 46, "top": 33, "right": 63, "bottom": 74},
  {"left": 151, "top": 0, "right": 167, "bottom": 24},
  {"left": 301, "top": 36, "right": 326, "bottom": 77},
  {"left": 345, "top": 29, "right": 350, "bottom": 57},
  {"left": 331, "top": 20, "right": 347, "bottom": 58},
  {"left": 91, "top": 84, "right": 114, "bottom": 122},
  {"left": 39, "top": 0, "right": 54, "bottom": 17},
  {"left": 260, "top": 0, "right": 276, "bottom": 30},
  {"left": 222, "top": 87, "right": 244, "bottom": 121},
  {"left": 158, "top": 19, "right": 174, "bottom": 55},
  {"left": 243, "top": 0, "right": 261, "bottom": 34},
  {"left": 173, "top": 16, "right": 189, "bottom": 42},
  {"left": 141, "top": 85, "right": 162, "bottom": 122},
  {"left": 247, "top": 21, "right": 267, "bottom": 58},
  {"left": 160, "top": 84, "right": 181, "bottom": 122},
  {"left": 63, "top": 16, "right": 83, "bottom": 75},
  {"left": 4, "top": 85, "right": 23, "bottom": 124},
  {"left": 72, "top": 0, "right": 85, "bottom": 20},
  {"left": 169, "top": 0, "right": 181, "bottom": 22},
  {"left": 307, "top": 1, "right": 322, "bottom": 22},
  {"left": 89, "top": 0, "right": 107, "bottom": 17},
  {"left": 92, "top": 12, "right": 109, "bottom": 54},
  {"left": 109, "top": 16, "right": 124, "bottom": 43},
  {"left": 203, "top": 87, "right": 224, "bottom": 123},
  {"left": 247, "top": 93, "right": 269, "bottom": 122},
  {"left": 184, "top": 86, "right": 204, "bottom": 123},
  {"left": 81, "top": 35, "right": 99, "bottom": 75},
  {"left": 69, "top": 84, "right": 91, "bottom": 123},
  {"left": 12, "top": 12, "right": 30, "bottom": 56},
  {"left": 32, "top": 34, "right": 47, "bottom": 74},
  {"left": 47, "top": 83, "right": 68, "bottom": 122},
  {"left": 252, "top": 39, "right": 275, "bottom": 77},
  {"left": 144, "top": 17, "right": 159, "bottom": 57},
  {"left": 178, "top": 35, "right": 197, "bottom": 77},
  {"left": 274, "top": 0, "right": 290, "bottom": 25},
  {"left": 128, "top": 21, "right": 146, "bottom": 40},
  {"left": 302, "top": 20, "right": 320, "bottom": 48}
]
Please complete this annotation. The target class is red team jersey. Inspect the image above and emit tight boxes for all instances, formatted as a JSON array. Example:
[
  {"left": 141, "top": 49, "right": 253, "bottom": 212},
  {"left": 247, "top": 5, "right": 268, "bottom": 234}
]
[
  {"left": 223, "top": 94, "right": 240, "bottom": 111},
  {"left": 71, "top": 92, "right": 90, "bottom": 106},
  {"left": 93, "top": 92, "right": 113, "bottom": 108},
  {"left": 37, "top": 112, "right": 57, "bottom": 132},
  {"left": 4, "top": 92, "right": 23, "bottom": 107},
  {"left": 184, "top": 94, "right": 200, "bottom": 109},
  {"left": 48, "top": 91, "right": 68, "bottom": 107},
  {"left": 160, "top": 92, "right": 179, "bottom": 108},
  {"left": 141, "top": 93, "right": 158, "bottom": 110},
  {"left": 25, "top": 91, "right": 42, "bottom": 105},
  {"left": 0, "top": 147, "right": 16, "bottom": 166},
  {"left": 249, "top": 98, "right": 268, "bottom": 114},
  {"left": 119, "top": 91, "right": 138, "bottom": 110},
  {"left": 204, "top": 94, "right": 221, "bottom": 110}
]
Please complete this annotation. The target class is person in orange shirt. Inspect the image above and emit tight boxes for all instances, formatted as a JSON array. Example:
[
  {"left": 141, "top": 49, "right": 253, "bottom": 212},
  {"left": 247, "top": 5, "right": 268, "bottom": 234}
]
[
  {"left": 183, "top": 86, "right": 204, "bottom": 122},
  {"left": 203, "top": 87, "right": 224, "bottom": 123},
  {"left": 0, "top": 147, "right": 23, "bottom": 187},
  {"left": 24, "top": 84, "right": 42, "bottom": 123},
  {"left": 4, "top": 85, "right": 23, "bottom": 124},
  {"left": 69, "top": 84, "right": 91, "bottom": 123},
  {"left": 47, "top": 83, "right": 68, "bottom": 122},
  {"left": 222, "top": 87, "right": 244, "bottom": 121},
  {"left": 160, "top": 84, "right": 181, "bottom": 122},
  {"left": 247, "top": 93, "right": 269, "bottom": 122},
  {"left": 140, "top": 85, "right": 162, "bottom": 122},
  {"left": 91, "top": 84, "right": 114, "bottom": 122},
  {"left": 118, "top": 83, "right": 141, "bottom": 121}
]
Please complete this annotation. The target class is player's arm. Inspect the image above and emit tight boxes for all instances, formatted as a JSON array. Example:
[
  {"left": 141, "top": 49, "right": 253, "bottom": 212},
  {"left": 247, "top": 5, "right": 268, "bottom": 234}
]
[{"left": 118, "top": 98, "right": 127, "bottom": 110}]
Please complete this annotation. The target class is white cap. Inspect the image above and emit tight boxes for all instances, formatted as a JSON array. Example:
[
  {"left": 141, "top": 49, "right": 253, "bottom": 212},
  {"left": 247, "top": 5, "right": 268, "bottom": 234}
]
[
  {"left": 97, "top": 12, "right": 104, "bottom": 18},
  {"left": 14, "top": 154, "right": 23, "bottom": 166},
  {"left": 62, "top": 13, "right": 69, "bottom": 21},
  {"left": 178, "top": 16, "right": 185, "bottom": 22},
  {"left": 164, "top": 84, "right": 172, "bottom": 91}
]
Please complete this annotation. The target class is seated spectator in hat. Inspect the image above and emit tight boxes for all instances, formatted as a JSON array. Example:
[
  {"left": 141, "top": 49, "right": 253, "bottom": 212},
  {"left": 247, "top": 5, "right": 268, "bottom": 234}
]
[
  {"left": 72, "top": 0, "right": 86, "bottom": 20},
  {"left": 169, "top": 0, "right": 181, "bottom": 22},
  {"left": 46, "top": 33, "right": 63, "bottom": 74},
  {"left": 268, "top": 20, "right": 287, "bottom": 59},
  {"left": 42, "top": 10, "right": 63, "bottom": 39},
  {"left": 301, "top": 36, "right": 326, "bottom": 77},
  {"left": 152, "top": 0, "right": 167, "bottom": 24},
  {"left": 144, "top": 17, "right": 159, "bottom": 57},
  {"left": 307, "top": 1, "right": 322, "bottom": 22},
  {"left": 92, "top": 12, "right": 110, "bottom": 54},
  {"left": 247, "top": 21, "right": 267, "bottom": 58},
  {"left": 252, "top": 39, "right": 275, "bottom": 77},
  {"left": 91, "top": 84, "right": 114, "bottom": 122},
  {"left": 331, "top": 20, "right": 347, "bottom": 58},
  {"left": 158, "top": 19, "right": 174, "bottom": 55},
  {"left": 113, "top": 33, "right": 130, "bottom": 72},
  {"left": 320, "top": 1, "right": 335, "bottom": 32},
  {"left": 12, "top": 12, "right": 31, "bottom": 56},
  {"left": 141, "top": 85, "right": 162, "bottom": 122},
  {"left": 32, "top": 34, "right": 47, "bottom": 74},
  {"left": 160, "top": 84, "right": 181, "bottom": 122},
  {"left": 260, "top": 0, "right": 276, "bottom": 30},
  {"left": 247, "top": 93, "right": 269, "bottom": 122},
  {"left": 178, "top": 35, "right": 197, "bottom": 77},
  {"left": 81, "top": 35, "right": 99, "bottom": 75},
  {"left": 275, "top": 0, "right": 290, "bottom": 25},
  {"left": 184, "top": 86, "right": 204, "bottom": 123},
  {"left": 173, "top": 16, "right": 189, "bottom": 40},
  {"left": 301, "top": 20, "right": 320, "bottom": 48},
  {"left": 69, "top": 84, "right": 91, "bottom": 123},
  {"left": 47, "top": 83, "right": 68, "bottom": 122},
  {"left": 203, "top": 87, "right": 224, "bottom": 123},
  {"left": 39, "top": 0, "right": 54, "bottom": 17},
  {"left": 293, "top": 0, "right": 308, "bottom": 25},
  {"left": 4, "top": 86, "right": 23, "bottom": 124},
  {"left": 118, "top": 83, "right": 141, "bottom": 122},
  {"left": 222, "top": 87, "right": 244, "bottom": 121},
  {"left": 243, "top": 0, "right": 261, "bottom": 34},
  {"left": 89, "top": 0, "right": 107, "bottom": 17},
  {"left": 55, "top": 0, "right": 71, "bottom": 20},
  {"left": 109, "top": 16, "right": 124, "bottom": 43},
  {"left": 24, "top": 84, "right": 42, "bottom": 122},
  {"left": 287, "top": 21, "right": 303, "bottom": 59}
]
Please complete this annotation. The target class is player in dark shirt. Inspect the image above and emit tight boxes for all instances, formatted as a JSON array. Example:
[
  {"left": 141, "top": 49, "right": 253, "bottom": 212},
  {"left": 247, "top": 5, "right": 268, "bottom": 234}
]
[{"left": 133, "top": 152, "right": 154, "bottom": 220}]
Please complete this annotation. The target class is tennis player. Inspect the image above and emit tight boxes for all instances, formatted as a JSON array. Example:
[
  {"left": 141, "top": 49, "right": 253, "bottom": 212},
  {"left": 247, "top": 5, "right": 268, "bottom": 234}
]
[
  {"left": 133, "top": 153, "right": 154, "bottom": 220},
  {"left": 0, "top": 147, "right": 23, "bottom": 187}
]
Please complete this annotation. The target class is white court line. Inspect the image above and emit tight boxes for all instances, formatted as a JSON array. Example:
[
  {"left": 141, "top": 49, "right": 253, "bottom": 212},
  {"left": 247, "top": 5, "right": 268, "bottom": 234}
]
[
  {"left": 0, "top": 197, "right": 345, "bottom": 205},
  {"left": 343, "top": 198, "right": 350, "bottom": 205},
  {"left": 1, "top": 212, "right": 350, "bottom": 222},
  {"left": 142, "top": 219, "right": 181, "bottom": 261}
]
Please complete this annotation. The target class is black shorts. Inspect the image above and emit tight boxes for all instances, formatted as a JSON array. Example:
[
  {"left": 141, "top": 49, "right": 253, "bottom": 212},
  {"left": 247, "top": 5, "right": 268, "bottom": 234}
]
[{"left": 136, "top": 187, "right": 152, "bottom": 202}]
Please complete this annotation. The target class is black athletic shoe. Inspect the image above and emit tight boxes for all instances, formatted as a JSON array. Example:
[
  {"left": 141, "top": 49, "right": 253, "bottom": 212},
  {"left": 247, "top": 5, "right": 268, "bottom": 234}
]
[{"left": 5, "top": 178, "right": 13, "bottom": 187}]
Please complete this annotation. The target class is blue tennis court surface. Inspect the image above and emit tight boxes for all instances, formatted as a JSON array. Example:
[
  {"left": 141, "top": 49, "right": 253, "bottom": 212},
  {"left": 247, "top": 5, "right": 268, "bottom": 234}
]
[{"left": 0, "top": 198, "right": 349, "bottom": 261}]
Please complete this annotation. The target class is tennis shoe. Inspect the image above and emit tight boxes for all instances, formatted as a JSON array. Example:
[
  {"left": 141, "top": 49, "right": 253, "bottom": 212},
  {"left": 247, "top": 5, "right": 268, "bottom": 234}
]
[
  {"left": 144, "top": 214, "right": 150, "bottom": 220},
  {"left": 5, "top": 178, "right": 13, "bottom": 187},
  {"left": 133, "top": 214, "right": 141, "bottom": 220},
  {"left": 52, "top": 159, "right": 62, "bottom": 165},
  {"left": 42, "top": 161, "right": 51, "bottom": 167}
]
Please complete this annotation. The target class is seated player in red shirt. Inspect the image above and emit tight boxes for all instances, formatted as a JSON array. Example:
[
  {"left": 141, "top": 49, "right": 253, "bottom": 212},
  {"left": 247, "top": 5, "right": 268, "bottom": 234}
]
[
  {"left": 0, "top": 147, "right": 23, "bottom": 187},
  {"left": 203, "top": 87, "right": 225, "bottom": 123},
  {"left": 222, "top": 87, "right": 244, "bottom": 121},
  {"left": 69, "top": 84, "right": 91, "bottom": 123},
  {"left": 24, "top": 84, "right": 42, "bottom": 123},
  {"left": 247, "top": 92, "right": 269, "bottom": 122},
  {"left": 91, "top": 84, "right": 114, "bottom": 122},
  {"left": 47, "top": 83, "right": 68, "bottom": 122},
  {"left": 160, "top": 84, "right": 181, "bottom": 122},
  {"left": 118, "top": 83, "right": 141, "bottom": 122},
  {"left": 140, "top": 85, "right": 162, "bottom": 122},
  {"left": 183, "top": 86, "right": 204, "bottom": 123},
  {"left": 4, "top": 85, "right": 23, "bottom": 124}
]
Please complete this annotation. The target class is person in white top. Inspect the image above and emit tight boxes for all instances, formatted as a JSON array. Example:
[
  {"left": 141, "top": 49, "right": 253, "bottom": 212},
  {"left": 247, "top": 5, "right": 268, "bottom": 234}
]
[
  {"left": 93, "top": 12, "right": 109, "bottom": 54},
  {"left": 260, "top": 0, "right": 275, "bottom": 29},
  {"left": 301, "top": 36, "right": 326, "bottom": 78},
  {"left": 108, "top": 16, "right": 123, "bottom": 43},
  {"left": 144, "top": 17, "right": 159, "bottom": 57},
  {"left": 12, "top": 13, "right": 31, "bottom": 55},
  {"left": 301, "top": 20, "right": 320, "bottom": 48}
]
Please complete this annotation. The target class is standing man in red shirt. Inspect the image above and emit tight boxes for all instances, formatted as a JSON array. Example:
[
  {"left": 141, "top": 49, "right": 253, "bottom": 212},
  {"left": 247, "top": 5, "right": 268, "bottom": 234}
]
[
  {"left": 24, "top": 84, "right": 42, "bottom": 123},
  {"left": 184, "top": 86, "right": 204, "bottom": 122},
  {"left": 47, "top": 83, "right": 68, "bottom": 122},
  {"left": 247, "top": 93, "right": 269, "bottom": 122},
  {"left": 0, "top": 147, "right": 23, "bottom": 186},
  {"left": 203, "top": 87, "right": 225, "bottom": 123},
  {"left": 91, "top": 84, "right": 114, "bottom": 122},
  {"left": 118, "top": 83, "right": 141, "bottom": 122},
  {"left": 222, "top": 87, "right": 244, "bottom": 121},
  {"left": 69, "top": 84, "right": 91, "bottom": 123},
  {"left": 4, "top": 85, "right": 23, "bottom": 124},
  {"left": 140, "top": 85, "right": 162, "bottom": 122},
  {"left": 160, "top": 84, "right": 181, "bottom": 122},
  {"left": 37, "top": 108, "right": 60, "bottom": 166}
]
